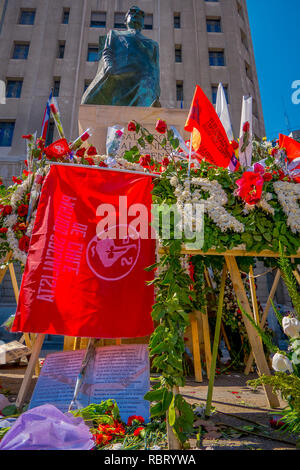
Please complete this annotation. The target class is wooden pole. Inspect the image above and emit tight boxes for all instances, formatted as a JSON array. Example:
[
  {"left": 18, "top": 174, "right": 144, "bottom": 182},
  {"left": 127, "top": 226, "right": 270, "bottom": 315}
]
[
  {"left": 225, "top": 256, "right": 280, "bottom": 408},
  {"left": 205, "top": 264, "right": 227, "bottom": 418},
  {"left": 245, "top": 269, "right": 281, "bottom": 375},
  {"left": 16, "top": 333, "right": 45, "bottom": 409},
  {"left": 167, "top": 386, "right": 182, "bottom": 450},
  {"left": 201, "top": 306, "right": 212, "bottom": 379},
  {"left": 189, "top": 312, "right": 202, "bottom": 382}
]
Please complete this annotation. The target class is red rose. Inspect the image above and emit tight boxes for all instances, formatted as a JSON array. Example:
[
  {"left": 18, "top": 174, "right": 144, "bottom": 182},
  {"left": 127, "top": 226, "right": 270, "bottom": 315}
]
[
  {"left": 236, "top": 171, "right": 263, "bottom": 205},
  {"left": 81, "top": 131, "right": 90, "bottom": 142},
  {"left": 50, "top": 103, "right": 58, "bottom": 114},
  {"left": 0, "top": 178, "right": 3, "bottom": 186},
  {"left": 99, "top": 161, "right": 108, "bottom": 167},
  {"left": 162, "top": 157, "right": 169, "bottom": 167},
  {"left": 17, "top": 204, "right": 29, "bottom": 217},
  {"left": 18, "top": 235, "right": 30, "bottom": 253},
  {"left": 12, "top": 176, "right": 22, "bottom": 185},
  {"left": 278, "top": 169, "right": 286, "bottom": 180},
  {"left": 128, "top": 121, "right": 136, "bottom": 132},
  {"left": 242, "top": 121, "right": 250, "bottom": 133},
  {"left": 22, "top": 134, "right": 33, "bottom": 140},
  {"left": 87, "top": 145, "right": 97, "bottom": 156},
  {"left": 76, "top": 147, "right": 86, "bottom": 158},
  {"left": 23, "top": 170, "right": 32, "bottom": 177},
  {"left": 85, "top": 157, "right": 95, "bottom": 166},
  {"left": 155, "top": 119, "right": 167, "bottom": 134},
  {"left": 13, "top": 222, "right": 27, "bottom": 232},
  {"left": 0, "top": 227, "right": 8, "bottom": 234},
  {"left": 24, "top": 160, "right": 28, "bottom": 167},
  {"left": 127, "top": 415, "right": 145, "bottom": 426},
  {"left": 271, "top": 148, "right": 278, "bottom": 157},
  {"left": 116, "top": 130, "right": 123, "bottom": 137},
  {"left": 263, "top": 172, "right": 273, "bottom": 182},
  {"left": 230, "top": 140, "right": 239, "bottom": 151},
  {"left": 139, "top": 154, "right": 151, "bottom": 168},
  {"left": 2, "top": 205, "right": 12, "bottom": 216}
]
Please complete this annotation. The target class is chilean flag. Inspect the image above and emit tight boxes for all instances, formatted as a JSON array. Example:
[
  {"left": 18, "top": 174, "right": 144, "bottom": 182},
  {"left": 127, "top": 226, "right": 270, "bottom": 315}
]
[{"left": 41, "top": 89, "right": 53, "bottom": 141}]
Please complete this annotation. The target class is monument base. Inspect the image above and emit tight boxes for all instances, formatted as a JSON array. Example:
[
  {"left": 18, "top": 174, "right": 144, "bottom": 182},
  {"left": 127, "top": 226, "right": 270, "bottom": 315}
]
[{"left": 78, "top": 105, "right": 189, "bottom": 159}]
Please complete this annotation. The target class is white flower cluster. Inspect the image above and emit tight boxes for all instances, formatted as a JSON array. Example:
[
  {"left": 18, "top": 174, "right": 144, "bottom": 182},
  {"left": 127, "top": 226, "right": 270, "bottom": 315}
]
[
  {"left": 170, "top": 176, "right": 245, "bottom": 233},
  {"left": 273, "top": 181, "right": 300, "bottom": 233},
  {"left": 257, "top": 193, "right": 275, "bottom": 216},
  {"left": 272, "top": 316, "right": 300, "bottom": 373}
]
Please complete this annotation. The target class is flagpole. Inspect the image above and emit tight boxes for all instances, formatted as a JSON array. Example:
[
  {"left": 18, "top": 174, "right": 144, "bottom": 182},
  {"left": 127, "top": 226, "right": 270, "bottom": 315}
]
[{"left": 188, "top": 132, "right": 192, "bottom": 179}]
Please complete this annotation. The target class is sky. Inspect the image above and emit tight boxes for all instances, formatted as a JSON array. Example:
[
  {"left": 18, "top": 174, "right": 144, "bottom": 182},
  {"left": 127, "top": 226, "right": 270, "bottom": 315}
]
[{"left": 247, "top": 0, "right": 300, "bottom": 140}]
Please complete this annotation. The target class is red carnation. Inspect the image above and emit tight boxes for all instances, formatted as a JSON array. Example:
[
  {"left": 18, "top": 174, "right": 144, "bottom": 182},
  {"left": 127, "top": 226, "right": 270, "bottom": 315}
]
[
  {"left": 22, "top": 134, "right": 33, "bottom": 140},
  {"left": 162, "top": 157, "right": 169, "bottom": 167},
  {"left": 12, "top": 176, "right": 22, "bottom": 185},
  {"left": 17, "top": 204, "right": 29, "bottom": 217},
  {"left": 127, "top": 415, "right": 145, "bottom": 426},
  {"left": 133, "top": 427, "right": 145, "bottom": 437},
  {"left": 139, "top": 154, "right": 151, "bottom": 168},
  {"left": 243, "top": 121, "right": 250, "bottom": 133},
  {"left": 0, "top": 227, "right": 8, "bottom": 234},
  {"left": 84, "top": 157, "right": 95, "bottom": 166},
  {"left": 116, "top": 130, "right": 123, "bottom": 137},
  {"left": 18, "top": 235, "right": 30, "bottom": 253},
  {"left": 99, "top": 161, "right": 108, "bottom": 167},
  {"left": 128, "top": 121, "right": 136, "bottom": 132},
  {"left": 230, "top": 140, "right": 239, "bottom": 151},
  {"left": 263, "top": 172, "right": 273, "bottom": 182},
  {"left": 76, "top": 147, "right": 86, "bottom": 158},
  {"left": 155, "top": 119, "right": 167, "bottom": 134},
  {"left": 2, "top": 205, "right": 12, "bottom": 216},
  {"left": 271, "top": 148, "right": 278, "bottom": 157},
  {"left": 87, "top": 145, "right": 97, "bottom": 156}
]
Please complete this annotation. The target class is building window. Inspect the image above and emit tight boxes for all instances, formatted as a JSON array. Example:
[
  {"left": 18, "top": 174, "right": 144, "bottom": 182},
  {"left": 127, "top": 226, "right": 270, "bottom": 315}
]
[
  {"left": 57, "top": 41, "right": 65, "bottom": 59},
  {"left": 174, "top": 12, "right": 181, "bottom": 29},
  {"left": 45, "top": 121, "right": 55, "bottom": 147},
  {"left": 87, "top": 46, "right": 98, "bottom": 62},
  {"left": 175, "top": 45, "right": 182, "bottom": 63},
  {"left": 241, "top": 29, "right": 248, "bottom": 50},
  {"left": 0, "top": 121, "right": 15, "bottom": 147},
  {"left": 205, "top": 0, "right": 219, "bottom": 2},
  {"left": 6, "top": 79, "right": 23, "bottom": 98},
  {"left": 53, "top": 79, "right": 61, "bottom": 97},
  {"left": 62, "top": 8, "right": 70, "bottom": 24},
  {"left": 90, "top": 11, "right": 106, "bottom": 28},
  {"left": 114, "top": 12, "right": 126, "bottom": 29},
  {"left": 144, "top": 13, "right": 153, "bottom": 30},
  {"left": 206, "top": 18, "right": 222, "bottom": 33},
  {"left": 237, "top": 1, "right": 244, "bottom": 19},
  {"left": 212, "top": 85, "right": 229, "bottom": 104},
  {"left": 176, "top": 81, "right": 184, "bottom": 102},
  {"left": 245, "top": 61, "right": 253, "bottom": 81},
  {"left": 209, "top": 50, "right": 225, "bottom": 66},
  {"left": 19, "top": 9, "right": 35, "bottom": 25},
  {"left": 12, "top": 42, "right": 30, "bottom": 59}
]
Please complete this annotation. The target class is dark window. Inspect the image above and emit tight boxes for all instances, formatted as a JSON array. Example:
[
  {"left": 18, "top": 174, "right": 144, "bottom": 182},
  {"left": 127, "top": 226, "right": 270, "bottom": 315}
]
[
  {"left": 87, "top": 46, "right": 98, "bottom": 62},
  {"left": 12, "top": 43, "right": 30, "bottom": 59},
  {"left": 176, "top": 81, "right": 184, "bottom": 101},
  {"left": 205, "top": 0, "right": 219, "bottom": 2},
  {"left": 57, "top": 41, "right": 65, "bottom": 59},
  {"left": 209, "top": 50, "right": 225, "bottom": 66},
  {"left": 0, "top": 121, "right": 15, "bottom": 146},
  {"left": 90, "top": 11, "right": 106, "bottom": 28},
  {"left": 245, "top": 61, "right": 253, "bottom": 81},
  {"left": 241, "top": 29, "right": 248, "bottom": 49},
  {"left": 6, "top": 79, "right": 23, "bottom": 98},
  {"left": 144, "top": 14, "right": 153, "bottom": 30},
  {"left": 84, "top": 80, "right": 91, "bottom": 92},
  {"left": 62, "top": 8, "right": 70, "bottom": 24},
  {"left": 174, "top": 13, "right": 181, "bottom": 29},
  {"left": 175, "top": 45, "right": 182, "bottom": 63},
  {"left": 45, "top": 121, "right": 55, "bottom": 147},
  {"left": 237, "top": 1, "right": 244, "bottom": 19},
  {"left": 53, "top": 79, "right": 60, "bottom": 97},
  {"left": 19, "top": 9, "right": 35, "bottom": 25},
  {"left": 114, "top": 12, "right": 126, "bottom": 29},
  {"left": 212, "top": 85, "right": 229, "bottom": 104},
  {"left": 206, "top": 18, "right": 221, "bottom": 33}
]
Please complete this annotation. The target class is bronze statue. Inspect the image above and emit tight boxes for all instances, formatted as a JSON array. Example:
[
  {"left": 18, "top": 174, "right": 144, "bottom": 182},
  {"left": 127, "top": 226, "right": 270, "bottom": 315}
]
[{"left": 81, "top": 6, "right": 161, "bottom": 107}]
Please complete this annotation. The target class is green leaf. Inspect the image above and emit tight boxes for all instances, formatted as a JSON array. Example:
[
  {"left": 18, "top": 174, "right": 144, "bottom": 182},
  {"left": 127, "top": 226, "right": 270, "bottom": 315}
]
[
  {"left": 144, "top": 389, "right": 164, "bottom": 402},
  {"left": 168, "top": 395, "right": 176, "bottom": 426}
]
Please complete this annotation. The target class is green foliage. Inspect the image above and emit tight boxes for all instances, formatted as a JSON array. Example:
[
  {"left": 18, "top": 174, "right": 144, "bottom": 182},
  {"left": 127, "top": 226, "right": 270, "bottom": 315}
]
[{"left": 277, "top": 244, "right": 300, "bottom": 318}]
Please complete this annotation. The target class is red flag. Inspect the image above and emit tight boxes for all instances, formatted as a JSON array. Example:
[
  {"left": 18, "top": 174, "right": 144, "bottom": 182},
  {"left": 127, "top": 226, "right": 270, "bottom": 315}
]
[
  {"left": 184, "top": 85, "right": 233, "bottom": 168},
  {"left": 279, "top": 134, "right": 300, "bottom": 161},
  {"left": 44, "top": 138, "right": 70, "bottom": 159},
  {"left": 12, "top": 165, "right": 155, "bottom": 339}
]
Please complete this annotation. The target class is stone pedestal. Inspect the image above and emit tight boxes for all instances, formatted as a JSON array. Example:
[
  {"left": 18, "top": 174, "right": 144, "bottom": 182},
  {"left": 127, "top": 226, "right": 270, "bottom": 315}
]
[{"left": 78, "top": 105, "right": 189, "bottom": 159}]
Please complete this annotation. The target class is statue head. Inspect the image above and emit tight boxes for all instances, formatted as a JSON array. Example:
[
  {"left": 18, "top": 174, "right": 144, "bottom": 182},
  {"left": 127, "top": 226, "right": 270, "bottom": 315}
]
[{"left": 125, "top": 5, "right": 144, "bottom": 32}]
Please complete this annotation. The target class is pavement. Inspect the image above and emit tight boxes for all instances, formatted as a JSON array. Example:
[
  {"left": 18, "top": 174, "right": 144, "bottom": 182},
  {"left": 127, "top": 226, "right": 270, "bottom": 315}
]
[{"left": 0, "top": 358, "right": 298, "bottom": 451}]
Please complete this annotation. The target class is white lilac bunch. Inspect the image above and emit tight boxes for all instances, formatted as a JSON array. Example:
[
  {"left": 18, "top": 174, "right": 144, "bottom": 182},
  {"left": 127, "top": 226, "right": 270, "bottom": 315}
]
[{"left": 273, "top": 181, "right": 300, "bottom": 234}]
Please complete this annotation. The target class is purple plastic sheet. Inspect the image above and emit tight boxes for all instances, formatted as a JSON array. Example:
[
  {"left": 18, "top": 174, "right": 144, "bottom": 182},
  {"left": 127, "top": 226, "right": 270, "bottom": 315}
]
[{"left": 0, "top": 404, "right": 94, "bottom": 450}]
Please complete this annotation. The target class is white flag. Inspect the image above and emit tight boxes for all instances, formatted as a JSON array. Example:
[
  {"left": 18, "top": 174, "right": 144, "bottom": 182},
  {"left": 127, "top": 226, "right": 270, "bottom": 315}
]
[
  {"left": 215, "top": 83, "right": 234, "bottom": 142},
  {"left": 239, "top": 95, "right": 253, "bottom": 168}
]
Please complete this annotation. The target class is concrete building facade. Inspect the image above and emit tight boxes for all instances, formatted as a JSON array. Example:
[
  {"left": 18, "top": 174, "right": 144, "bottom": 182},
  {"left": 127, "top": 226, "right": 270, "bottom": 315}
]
[{"left": 0, "top": 0, "right": 265, "bottom": 180}]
